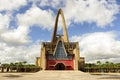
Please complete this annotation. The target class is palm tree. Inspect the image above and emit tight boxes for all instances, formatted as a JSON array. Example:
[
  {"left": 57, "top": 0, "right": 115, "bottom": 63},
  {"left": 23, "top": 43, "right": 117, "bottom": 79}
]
[
  {"left": 23, "top": 61, "right": 27, "bottom": 66},
  {"left": 105, "top": 61, "right": 110, "bottom": 67},
  {"left": 22, "top": 61, "right": 27, "bottom": 72},
  {"left": 15, "top": 62, "right": 19, "bottom": 72},
  {"left": 105, "top": 61, "right": 109, "bottom": 64},
  {"left": 97, "top": 61, "right": 101, "bottom": 65},
  {"left": 18, "top": 62, "right": 23, "bottom": 67},
  {"left": 0, "top": 62, "right": 1, "bottom": 66},
  {"left": 10, "top": 63, "right": 15, "bottom": 66},
  {"left": 1, "top": 63, "right": 10, "bottom": 72},
  {"left": 10, "top": 63, "right": 15, "bottom": 72}
]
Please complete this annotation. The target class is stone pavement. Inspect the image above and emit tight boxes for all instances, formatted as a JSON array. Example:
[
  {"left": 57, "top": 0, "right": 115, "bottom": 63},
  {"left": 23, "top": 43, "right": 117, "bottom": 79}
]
[{"left": 0, "top": 71, "right": 120, "bottom": 80}]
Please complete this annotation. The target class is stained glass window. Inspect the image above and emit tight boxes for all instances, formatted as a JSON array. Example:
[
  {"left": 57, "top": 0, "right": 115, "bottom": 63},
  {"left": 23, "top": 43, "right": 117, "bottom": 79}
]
[{"left": 48, "top": 41, "right": 72, "bottom": 60}]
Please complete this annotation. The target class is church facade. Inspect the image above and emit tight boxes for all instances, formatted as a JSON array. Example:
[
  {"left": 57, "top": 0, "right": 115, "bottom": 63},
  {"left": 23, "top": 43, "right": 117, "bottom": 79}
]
[{"left": 36, "top": 9, "right": 85, "bottom": 70}]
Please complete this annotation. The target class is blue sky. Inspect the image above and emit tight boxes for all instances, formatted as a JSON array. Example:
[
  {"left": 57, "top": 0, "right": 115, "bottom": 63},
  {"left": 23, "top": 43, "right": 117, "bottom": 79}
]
[{"left": 0, "top": 0, "right": 120, "bottom": 63}]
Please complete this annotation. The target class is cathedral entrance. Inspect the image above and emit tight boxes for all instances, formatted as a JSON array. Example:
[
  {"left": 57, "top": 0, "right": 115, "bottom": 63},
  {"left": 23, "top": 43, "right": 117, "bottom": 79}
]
[{"left": 55, "top": 63, "right": 65, "bottom": 70}]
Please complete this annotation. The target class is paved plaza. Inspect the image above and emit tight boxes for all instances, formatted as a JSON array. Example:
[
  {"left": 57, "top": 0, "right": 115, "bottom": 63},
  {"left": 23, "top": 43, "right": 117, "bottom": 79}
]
[{"left": 0, "top": 71, "right": 120, "bottom": 80}]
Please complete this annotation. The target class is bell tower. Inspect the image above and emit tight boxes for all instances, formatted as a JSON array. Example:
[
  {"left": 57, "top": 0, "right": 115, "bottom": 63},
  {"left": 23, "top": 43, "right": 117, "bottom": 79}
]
[{"left": 36, "top": 9, "right": 85, "bottom": 71}]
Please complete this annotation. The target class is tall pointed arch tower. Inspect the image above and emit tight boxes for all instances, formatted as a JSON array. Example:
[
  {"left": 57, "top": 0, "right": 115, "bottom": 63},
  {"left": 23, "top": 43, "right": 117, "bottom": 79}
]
[{"left": 36, "top": 9, "right": 85, "bottom": 70}]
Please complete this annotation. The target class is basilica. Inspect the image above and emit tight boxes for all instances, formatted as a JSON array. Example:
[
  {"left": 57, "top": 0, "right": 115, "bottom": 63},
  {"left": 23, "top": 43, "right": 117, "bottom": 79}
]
[{"left": 36, "top": 9, "right": 85, "bottom": 70}]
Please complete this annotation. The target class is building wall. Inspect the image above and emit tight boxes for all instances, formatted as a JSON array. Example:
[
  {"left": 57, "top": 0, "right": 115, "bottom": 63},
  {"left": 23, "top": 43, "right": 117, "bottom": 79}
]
[
  {"left": 73, "top": 42, "right": 80, "bottom": 70},
  {"left": 46, "top": 55, "right": 74, "bottom": 70},
  {"left": 36, "top": 42, "right": 85, "bottom": 71},
  {"left": 40, "top": 44, "right": 46, "bottom": 70},
  {"left": 36, "top": 57, "right": 41, "bottom": 67},
  {"left": 46, "top": 60, "right": 74, "bottom": 70},
  {"left": 78, "top": 57, "right": 85, "bottom": 71}
]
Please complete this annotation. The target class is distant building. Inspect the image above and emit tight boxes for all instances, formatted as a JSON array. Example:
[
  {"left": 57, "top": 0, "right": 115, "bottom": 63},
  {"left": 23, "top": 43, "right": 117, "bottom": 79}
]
[{"left": 36, "top": 9, "right": 85, "bottom": 70}]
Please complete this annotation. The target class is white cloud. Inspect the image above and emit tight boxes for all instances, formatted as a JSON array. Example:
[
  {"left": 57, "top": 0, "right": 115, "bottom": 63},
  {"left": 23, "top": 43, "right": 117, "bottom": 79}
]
[
  {"left": 34, "top": 0, "right": 119, "bottom": 28},
  {"left": 63, "top": 0, "right": 119, "bottom": 27},
  {"left": 0, "top": 0, "right": 27, "bottom": 11},
  {"left": 15, "top": 0, "right": 120, "bottom": 31},
  {"left": 0, "top": 26, "right": 31, "bottom": 45},
  {"left": 39, "top": 0, "right": 64, "bottom": 8},
  {"left": 71, "top": 32, "right": 120, "bottom": 63},
  {"left": 0, "top": 14, "right": 10, "bottom": 33},
  {"left": 17, "top": 5, "right": 54, "bottom": 30},
  {"left": 0, "top": 0, "right": 119, "bottom": 64},
  {"left": 0, "top": 0, "right": 30, "bottom": 45},
  {"left": 0, "top": 41, "right": 41, "bottom": 64}
]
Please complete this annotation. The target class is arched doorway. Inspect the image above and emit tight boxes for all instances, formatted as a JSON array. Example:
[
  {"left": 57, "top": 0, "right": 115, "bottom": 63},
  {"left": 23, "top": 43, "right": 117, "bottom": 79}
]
[{"left": 55, "top": 63, "right": 65, "bottom": 70}]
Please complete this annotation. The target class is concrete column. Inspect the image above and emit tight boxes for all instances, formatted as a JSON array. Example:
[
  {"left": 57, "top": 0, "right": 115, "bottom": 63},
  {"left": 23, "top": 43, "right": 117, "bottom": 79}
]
[{"left": 40, "top": 44, "right": 46, "bottom": 70}]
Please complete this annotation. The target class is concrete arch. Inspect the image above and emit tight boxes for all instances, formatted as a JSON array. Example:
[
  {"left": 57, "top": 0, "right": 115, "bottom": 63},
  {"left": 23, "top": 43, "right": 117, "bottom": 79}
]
[{"left": 51, "top": 9, "right": 69, "bottom": 42}]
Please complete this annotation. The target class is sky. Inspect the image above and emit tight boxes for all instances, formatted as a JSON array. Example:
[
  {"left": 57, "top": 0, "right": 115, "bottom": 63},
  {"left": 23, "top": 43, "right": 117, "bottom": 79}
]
[{"left": 0, "top": 0, "right": 120, "bottom": 64}]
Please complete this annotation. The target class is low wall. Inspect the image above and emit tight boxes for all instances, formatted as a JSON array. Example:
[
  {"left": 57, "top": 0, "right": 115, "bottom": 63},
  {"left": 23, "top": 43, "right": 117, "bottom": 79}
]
[
  {"left": 0, "top": 67, "right": 40, "bottom": 72},
  {"left": 84, "top": 67, "right": 120, "bottom": 73}
]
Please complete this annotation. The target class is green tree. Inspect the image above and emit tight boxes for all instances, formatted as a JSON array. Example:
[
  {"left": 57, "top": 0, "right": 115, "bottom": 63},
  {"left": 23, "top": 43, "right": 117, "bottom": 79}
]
[
  {"left": 97, "top": 61, "right": 101, "bottom": 65},
  {"left": 0, "top": 62, "right": 1, "bottom": 66},
  {"left": 10, "top": 62, "right": 15, "bottom": 67},
  {"left": 104, "top": 61, "right": 110, "bottom": 67},
  {"left": 23, "top": 61, "right": 27, "bottom": 66},
  {"left": 1, "top": 63, "right": 9, "bottom": 67}
]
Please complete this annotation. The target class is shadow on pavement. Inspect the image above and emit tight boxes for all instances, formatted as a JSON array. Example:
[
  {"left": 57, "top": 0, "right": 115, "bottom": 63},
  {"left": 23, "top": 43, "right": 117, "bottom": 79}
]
[
  {"left": 3, "top": 74, "right": 22, "bottom": 78},
  {"left": 99, "top": 76, "right": 120, "bottom": 79},
  {"left": 91, "top": 73, "right": 120, "bottom": 79}
]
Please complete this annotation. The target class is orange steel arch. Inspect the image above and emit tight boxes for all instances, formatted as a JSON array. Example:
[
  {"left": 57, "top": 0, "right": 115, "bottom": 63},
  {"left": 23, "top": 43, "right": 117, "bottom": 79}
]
[{"left": 51, "top": 9, "right": 69, "bottom": 42}]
